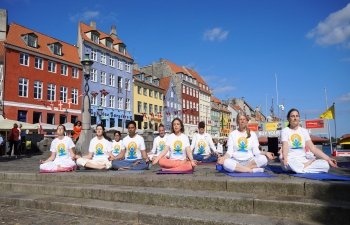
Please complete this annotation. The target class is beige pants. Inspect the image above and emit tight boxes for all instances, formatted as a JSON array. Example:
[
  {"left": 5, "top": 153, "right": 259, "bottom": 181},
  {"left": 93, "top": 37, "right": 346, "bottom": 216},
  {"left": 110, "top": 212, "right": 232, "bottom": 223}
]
[{"left": 76, "top": 158, "right": 112, "bottom": 169}]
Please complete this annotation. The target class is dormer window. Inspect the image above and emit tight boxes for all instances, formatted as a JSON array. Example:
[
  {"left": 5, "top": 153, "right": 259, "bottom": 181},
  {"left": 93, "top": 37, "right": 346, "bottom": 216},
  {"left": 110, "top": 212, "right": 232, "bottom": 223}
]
[
  {"left": 118, "top": 43, "right": 126, "bottom": 55},
  {"left": 106, "top": 39, "right": 113, "bottom": 49},
  {"left": 48, "top": 42, "right": 62, "bottom": 56},
  {"left": 92, "top": 32, "right": 100, "bottom": 44},
  {"left": 21, "top": 33, "right": 38, "bottom": 48}
]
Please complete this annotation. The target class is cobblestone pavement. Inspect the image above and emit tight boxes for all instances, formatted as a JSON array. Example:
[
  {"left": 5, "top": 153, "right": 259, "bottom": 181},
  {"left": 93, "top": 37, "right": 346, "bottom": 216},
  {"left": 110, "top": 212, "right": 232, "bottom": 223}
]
[{"left": 0, "top": 204, "right": 148, "bottom": 225}]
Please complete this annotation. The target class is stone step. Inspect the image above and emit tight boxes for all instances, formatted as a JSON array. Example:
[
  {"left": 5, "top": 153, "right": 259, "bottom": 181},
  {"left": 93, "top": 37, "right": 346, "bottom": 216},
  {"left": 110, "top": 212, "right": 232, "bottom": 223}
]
[
  {"left": 0, "top": 192, "right": 322, "bottom": 225},
  {"left": 1, "top": 172, "right": 350, "bottom": 201},
  {"left": 1, "top": 179, "right": 350, "bottom": 223}
]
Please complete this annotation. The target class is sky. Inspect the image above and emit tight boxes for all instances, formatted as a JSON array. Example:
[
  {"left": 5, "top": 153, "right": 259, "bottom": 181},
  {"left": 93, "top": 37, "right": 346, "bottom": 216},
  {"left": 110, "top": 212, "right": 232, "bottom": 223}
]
[{"left": 2, "top": 0, "right": 350, "bottom": 138}]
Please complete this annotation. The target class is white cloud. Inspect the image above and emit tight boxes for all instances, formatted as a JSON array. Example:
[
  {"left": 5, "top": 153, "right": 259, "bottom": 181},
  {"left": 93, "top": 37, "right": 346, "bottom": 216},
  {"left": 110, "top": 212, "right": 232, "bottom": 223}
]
[
  {"left": 214, "top": 86, "right": 236, "bottom": 93},
  {"left": 306, "top": 3, "right": 350, "bottom": 47},
  {"left": 201, "top": 75, "right": 218, "bottom": 82},
  {"left": 341, "top": 58, "right": 350, "bottom": 62},
  {"left": 70, "top": 11, "right": 100, "bottom": 22},
  {"left": 335, "top": 93, "right": 350, "bottom": 103},
  {"left": 203, "top": 28, "right": 229, "bottom": 41}
]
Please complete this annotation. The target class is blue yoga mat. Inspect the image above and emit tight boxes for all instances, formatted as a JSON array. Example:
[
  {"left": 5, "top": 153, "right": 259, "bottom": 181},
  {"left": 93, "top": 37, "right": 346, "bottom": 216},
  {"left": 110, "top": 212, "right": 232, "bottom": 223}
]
[
  {"left": 216, "top": 165, "right": 277, "bottom": 178},
  {"left": 265, "top": 166, "right": 350, "bottom": 181}
]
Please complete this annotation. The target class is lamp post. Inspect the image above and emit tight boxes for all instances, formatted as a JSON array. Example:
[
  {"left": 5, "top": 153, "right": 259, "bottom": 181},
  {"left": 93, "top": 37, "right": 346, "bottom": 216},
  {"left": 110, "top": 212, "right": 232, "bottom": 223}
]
[
  {"left": 75, "top": 53, "right": 94, "bottom": 156},
  {"left": 64, "top": 108, "right": 68, "bottom": 123},
  {"left": 97, "top": 105, "right": 103, "bottom": 124}
]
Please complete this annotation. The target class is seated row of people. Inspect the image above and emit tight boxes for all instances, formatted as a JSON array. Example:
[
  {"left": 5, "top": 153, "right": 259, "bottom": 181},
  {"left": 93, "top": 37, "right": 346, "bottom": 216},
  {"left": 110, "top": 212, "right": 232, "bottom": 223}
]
[{"left": 40, "top": 108, "right": 338, "bottom": 173}]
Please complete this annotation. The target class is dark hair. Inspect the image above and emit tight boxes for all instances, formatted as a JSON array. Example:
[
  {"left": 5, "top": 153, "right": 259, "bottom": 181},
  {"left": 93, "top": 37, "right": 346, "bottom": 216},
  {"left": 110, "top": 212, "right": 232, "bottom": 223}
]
[
  {"left": 171, "top": 118, "right": 184, "bottom": 134},
  {"left": 127, "top": 120, "right": 136, "bottom": 128},
  {"left": 158, "top": 124, "right": 165, "bottom": 129},
  {"left": 198, "top": 121, "right": 205, "bottom": 128},
  {"left": 57, "top": 124, "right": 66, "bottom": 136},
  {"left": 114, "top": 131, "right": 121, "bottom": 136},
  {"left": 236, "top": 112, "right": 251, "bottom": 138},
  {"left": 96, "top": 124, "right": 111, "bottom": 141},
  {"left": 74, "top": 120, "right": 82, "bottom": 126},
  {"left": 286, "top": 108, "right": 300, "bottom": 128}
]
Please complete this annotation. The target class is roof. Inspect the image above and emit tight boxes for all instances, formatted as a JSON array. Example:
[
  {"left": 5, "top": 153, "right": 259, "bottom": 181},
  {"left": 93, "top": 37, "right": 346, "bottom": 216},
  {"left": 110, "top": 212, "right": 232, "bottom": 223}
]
[
  {"left": 79, "top": 22, "right": 132, "bottom": 60},
  {"left": 310, "top": 135, "right": 329, "bottom": 143},
  {"left": 165, "top": 60, "right": 191, "bottom": 76},
  {"left": 159, "top": 76, "right": 172, "bottom": 94},
  {"left": 133, "top": 74, "right": 165, "bottom": 91},
  {"left": 186, "top": 68, "right": 210, "bottom": 94},
  {"left": 233, "top": 105, "right": 243, "bottom": 111},
  {"left": 5, "top": 23, "right": 80, "bottom": 65},
  {"left": 211, "top": 96, "right": 221, "bottom": 104}
]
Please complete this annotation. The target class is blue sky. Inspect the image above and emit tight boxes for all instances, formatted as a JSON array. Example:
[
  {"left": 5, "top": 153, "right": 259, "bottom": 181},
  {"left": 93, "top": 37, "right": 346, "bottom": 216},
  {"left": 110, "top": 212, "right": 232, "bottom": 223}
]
[{"left": 2, "top": 0, "right": 350, "bottom": 138}]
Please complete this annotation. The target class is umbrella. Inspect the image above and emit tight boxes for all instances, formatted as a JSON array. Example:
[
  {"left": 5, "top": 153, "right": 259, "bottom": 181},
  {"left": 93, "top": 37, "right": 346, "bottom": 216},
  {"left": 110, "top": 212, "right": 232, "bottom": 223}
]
[
  {"left": 0, "top": 117, "right": 38, "bottom": 131},
  {"left": 62, "top": 122, "right": 74, "bottom": 131},
  {"left": 34, "top": 123, "right": 57, "bottom": 132}
]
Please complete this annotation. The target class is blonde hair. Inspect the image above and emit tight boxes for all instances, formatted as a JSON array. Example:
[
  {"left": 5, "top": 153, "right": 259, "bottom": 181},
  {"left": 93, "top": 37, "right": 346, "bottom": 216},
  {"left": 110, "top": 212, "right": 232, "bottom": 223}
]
[{"left": 236, "top": 112, "right": 251, "bottom": 138}]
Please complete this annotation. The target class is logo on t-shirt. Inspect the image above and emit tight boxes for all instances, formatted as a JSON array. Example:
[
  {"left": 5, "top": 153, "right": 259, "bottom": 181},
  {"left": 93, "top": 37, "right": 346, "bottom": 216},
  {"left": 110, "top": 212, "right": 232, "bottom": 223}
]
[
  {"left": 95, "top": 143, "right": 104, "bottom": 156},
  {"left": 197, "top": 140, "right": 206, "bottom": 154},
  {"left": 158, "top": 140, "right": 165, "bottom": 152},
  {"left": 113, "top": 144, "right": 121, "bottom": 155},
  {"left": 57, "top": 143, "right": 67, "bottom": 157},
  {"left": 290, "top": 134, "right": 303, "bottom": 149},
  {"left": 173, "top": 140, "right": 183, "bottom": 155},
  {"left": 126, "top": 141, "right": 138, "bottom": 159},
  {"left": 237, "top": 137, "right": 248, "bottom": 153}
]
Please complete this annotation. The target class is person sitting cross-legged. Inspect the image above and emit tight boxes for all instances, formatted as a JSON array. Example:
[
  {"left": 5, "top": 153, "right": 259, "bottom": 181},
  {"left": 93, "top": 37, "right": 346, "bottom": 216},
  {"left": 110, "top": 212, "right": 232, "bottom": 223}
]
[
  {"left": 111, "top": 121, "right": 149, "bottom": 170},
  {"left": 148, "top": 124, "right": 169, "bottom": 161}
]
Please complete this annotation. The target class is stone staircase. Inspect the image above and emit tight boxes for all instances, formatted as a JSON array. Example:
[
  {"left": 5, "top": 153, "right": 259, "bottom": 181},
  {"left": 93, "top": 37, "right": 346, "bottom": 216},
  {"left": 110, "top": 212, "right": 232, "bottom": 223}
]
[{"left": 0, "top": 171, "right": 349, "bottom": 224}]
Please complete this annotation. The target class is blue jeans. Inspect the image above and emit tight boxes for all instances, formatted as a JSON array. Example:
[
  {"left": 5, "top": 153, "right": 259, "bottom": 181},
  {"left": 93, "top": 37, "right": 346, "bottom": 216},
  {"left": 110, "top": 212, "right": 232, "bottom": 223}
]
[
  {"left": 193, "top": 154, "right": 218, "bottom": 163},
  {"left": 112, "top": 159, "right": 148, "bottom": 170}
]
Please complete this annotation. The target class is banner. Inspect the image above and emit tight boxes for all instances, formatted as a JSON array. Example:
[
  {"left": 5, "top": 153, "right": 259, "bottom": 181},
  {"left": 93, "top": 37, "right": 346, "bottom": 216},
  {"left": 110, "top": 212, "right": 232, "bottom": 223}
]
[
  {"left": 305, "top": 120, "right": 325, "bottom": 129},
  {"left": 247, "top": 124, "right": 258, "bottom": 131}
]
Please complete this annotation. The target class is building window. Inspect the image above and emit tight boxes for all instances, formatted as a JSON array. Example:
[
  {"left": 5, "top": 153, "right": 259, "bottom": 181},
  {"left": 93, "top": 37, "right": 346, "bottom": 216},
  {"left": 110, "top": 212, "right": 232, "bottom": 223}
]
[
  {"left": 119, "top": 45, "right": 125, "bottom": 54},
  {"left": 182, "top": 85, "right": 185, "bottom": 93},
  {"left": 109, "top": 95, "right": 115, "bottom": 108},
  {"left": 149, "top": 104, "right": 153, "bottom": 114},
  {"left": 101, "top": 95, "right": 106, "bottom": 107},
  {"left": 118, "top": 60, "right": 123, "bottom": 70},
  {"left": 27, "top": 34, "right": 38, "bottom": 48},
  {"left": 35, "top": 57, "right": 43, "bottom": 69},
  {"left": 20, "top": 53, "right": 29, "bottom": 66},
  {"left": 34, "top": 81, "right": 42, "bottom": 99},
  {"left": 60, "top": 86, "right": 68, "bottom": 103},
  {"left": 167, "top": 101, "right": 169, "bottom": 107},
  {"left": 47, "top": 113, "right": 55, "bottom": 125},
  {"left": 19, "top": 78, "right": 28, "bottom": 97},
  {"left": 47, "top": 83, "right": 56, "bottom": 101},
  {"left": 159, "top": 106, "right": 162, "bottom": 114},
  {"left": 143, "top": 103, "right": 147, "bottom": 113},
  {"left": 92, "top": 33, "right": 99, "bottom": 44},
  {"left": 138, "top": 101, "right": 142, "bottom": 113},
  {"left": 72, "top": 68, "right": 79, "bottom": 78},
  {"left": 100, "top": 52, "right": 106, "bottom": 65},
  {"left": 138, "top": 86, "right": 141, "bottom": 94},
  {"left": 91, "top": 48, "right": 97, "bottom": 61},
  {"left": 154, "top": 105, "right": 158, "bottom": 114},
  {"left": 71, "top": 115, "right": 78, "bottom": 124},
  {"left": 159, "top": 93, "right": 163, "bottom": 100},
  {"left": 171, "top": 102, "right": 173, "bottom": 108},
  {"left": 125, "top": 79, "right": 130, "bottom": 91},
  {"left": 71, "top": 88, "right": 78, "bottom": 104},
  {"left": 91, "top": 95, "right": 97, "bottom": 105},
  {"left": 183, "top": 99, "right": 185, "bottom": 108},
  {"left": 50, "top": 43, "right": 62, "bottom": 56},
  {"left": 126, "top": 99, "right": 130, "bottom": 110},
  {"left": 118, "top": 97, "right": 123, "bottom": 109},
  {"left": 109, "top": 74, "right": 115, "bottom": 86},
  {"left": 33, "top": 112, "right": 41, "bottom": 124},
  {"left": 186, "top": 87, "right": 189, "bottom": 95},
  {"left": 106, "top": 40, "right": 113, "bottom": 49},
  {"left": 149, "top": 90, "right": 153, "bottom": 97},
  {"left": 109, "top": 57, "right": 115, "bottom": 67},
  {"left": 118, "top": 77, "right": 122, "bottom": 92},
  {"left": 143, "top": 88, "right": 147, "bottom": 96},
  {"left": 91, "top": 68, "right": 97, "bottom": 82},
  {"left": 154, "top": 91, "right": 158, "bottom": 98},
  {"left": 125, "top": 63, "right": 131, "bottom": 72},
  {"left": 48, "top": 61, "right": 56, "bottom": 73},
  {"left": 61, "top": 64, "right": 68, "bottom": 76},
  {"left": 101, "top": 71, "right": 106, "bottom": 84}
]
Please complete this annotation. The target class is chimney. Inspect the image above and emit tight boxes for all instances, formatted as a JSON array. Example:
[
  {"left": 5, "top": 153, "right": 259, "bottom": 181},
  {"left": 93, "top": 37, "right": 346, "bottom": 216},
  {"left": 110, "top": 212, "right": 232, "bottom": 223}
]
[
  {"left": 133, "top": 62, "right": 139, "bottom": 71},
  {"left": 159, "top": 58, "right": 163, "bottom": 63},
  {"left": 0, "top": 9, "right": 8, "bottom": 41},
  {"left": 110, "top": 25, "right": 117, "bottom": 38},
  {"left": 191, "top": 67, "right": 194, "bottom": 71},
  {"left": 90, "top": 21, "right": 96, "bottom": 28},
  {"left": 210, "top": 89, "right": 214, "bottom": 96}
]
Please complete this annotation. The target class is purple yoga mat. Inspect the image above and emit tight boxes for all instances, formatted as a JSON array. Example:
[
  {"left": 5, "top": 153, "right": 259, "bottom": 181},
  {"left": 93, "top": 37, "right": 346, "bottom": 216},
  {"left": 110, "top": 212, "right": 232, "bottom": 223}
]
[{"left": 156, "top": 170, "right": 194, "bottom": 174}]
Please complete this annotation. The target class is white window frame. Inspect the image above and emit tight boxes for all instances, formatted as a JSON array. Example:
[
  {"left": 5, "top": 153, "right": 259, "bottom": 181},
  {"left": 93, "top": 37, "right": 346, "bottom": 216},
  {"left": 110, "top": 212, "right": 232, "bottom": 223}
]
[
  {"left": 100, "top": 71, "right": 106, "bottom": 85},
  {"left": 118, "top": 97, "right": 123, "bottom": 109},
  {"left": 101, "top": 95, "right": 106, "bottom": 107},
  {"left": 125, "top": 79, "right": 130, "bottom": 91},
  {"left": 91, "top": 68, "right": 97, "bottom": 82},
  {"left": 109, "top": 74, "right": 115, "bottom": 87},
  {"left": 60, "top": 86, "right": 68, "bottom": 103},
  {"left": 47, "top": 83, "right": 56, "bottom": 101},
  {"left": 171, "top": 91, "right": 173, "bottom": 98},
  {"left": 48, "top": 61, "right": 56, "bottom": 73},
  {"left": 100, "top": 52, "right": 106, "bottom": 65},
  {"left": 91, "top": 96, "right": 97, "bottom": 105},
  {"left": 19, "top": 78, "right": 28, "bottom": 97},
  {"left": 109, "top": 95, "right": 115, "bottom": 108},
  {"left": 34, "top": 81, "right": 42, "bottom": 99},
  {"left": 72, "top": 68, "right": 79, "bottom": 79},
  {"left": 155, "top": 91, "right": 158, "bottom": 98},
  {"left": 35, "top": 57, "right": 43, "bottom": 70},
  {"left": 20, "top": 53, "right": 29, "bottom": 66},
  {"left": 118, "top": 60, "right": 123, "bottom": 70},
  {"left": 126, "top": 99, "right": 130, "bottom": 110},
  {"left": 91, "top": 48, "right": 97, "bottom": 61},
  {"left": 61, "top": 64, "right": 68, "bottom": 76},
  {"left": 71, "top": 88, "right": 78, "bottom": 104},
  {"left": 125, "top": 63, "right": 131, "bottom": 72},
  {"left": 109, "top": 57, "right": 115, "bottom": 67}
]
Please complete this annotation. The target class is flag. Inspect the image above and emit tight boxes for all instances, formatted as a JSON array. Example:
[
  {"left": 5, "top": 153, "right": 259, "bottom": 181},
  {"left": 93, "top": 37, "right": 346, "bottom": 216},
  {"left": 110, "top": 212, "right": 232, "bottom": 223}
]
[{"left": 319, "top": 105, "right": 335, "bottom": 119}]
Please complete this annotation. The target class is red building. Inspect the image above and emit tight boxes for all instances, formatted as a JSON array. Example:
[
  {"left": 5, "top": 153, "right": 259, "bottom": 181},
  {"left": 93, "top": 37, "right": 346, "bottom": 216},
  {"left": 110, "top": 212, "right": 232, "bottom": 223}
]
[{"left": 2, "top": 22, "right": 82, "bottom": 125}]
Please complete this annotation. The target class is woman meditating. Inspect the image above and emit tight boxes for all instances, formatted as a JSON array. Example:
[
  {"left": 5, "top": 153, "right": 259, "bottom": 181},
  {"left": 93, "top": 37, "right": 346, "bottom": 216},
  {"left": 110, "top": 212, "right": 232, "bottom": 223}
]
[
  {"left": 217, "top": 112, "right": 275, "bottom": 173},
  {"left": 111, "top": 131, "right": 123, "bottom": 159},
  {"left": 40, "top": 125, "right": 76, "bottom": 171},
  {"left": 280, "top": 108, "right": 337, "bottom": 173},
  {"left": 75, "top": 124, "right": 113, "bottom": 170},
  {"left": 152, "top": 118, "right": 197, "bottom": 171}
]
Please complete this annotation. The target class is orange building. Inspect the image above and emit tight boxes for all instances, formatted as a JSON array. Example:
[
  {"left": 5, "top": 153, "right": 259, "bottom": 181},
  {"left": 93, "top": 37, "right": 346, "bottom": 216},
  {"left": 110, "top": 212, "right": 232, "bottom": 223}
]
[{"left": 2, "top": 23, "right": 82, "bottom": 125}]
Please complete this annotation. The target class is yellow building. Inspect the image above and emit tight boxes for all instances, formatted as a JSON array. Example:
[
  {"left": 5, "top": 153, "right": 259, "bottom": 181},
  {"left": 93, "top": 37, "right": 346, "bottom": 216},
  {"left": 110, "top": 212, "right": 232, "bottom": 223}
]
[{"left": 133, "top": 70, "right": 164, "bottom": 130}]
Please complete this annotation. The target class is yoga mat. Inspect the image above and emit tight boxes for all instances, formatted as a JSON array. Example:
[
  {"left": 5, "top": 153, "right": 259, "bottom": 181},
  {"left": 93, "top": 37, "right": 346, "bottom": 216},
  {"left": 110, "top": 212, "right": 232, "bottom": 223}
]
[
  {"left": 109, "top": 170, "right": 145, "bottom": 174},
  {"left": 156, "top": 170, "right": 194, "bottom": 174},
  {"left": 265, "top": 166, "right": 292, "bottom": 174},
  {"left": 39, "top": 167, "right": 74, "bottom": 173},
  {"left": 289, "top": 173, "right": 350, "bottom": 181},
  {"left": 74, "top": 168, "right": 109, "bottom": 172},
  {"left": 216, "top": 165, "right": 277, "bottom": 178}
]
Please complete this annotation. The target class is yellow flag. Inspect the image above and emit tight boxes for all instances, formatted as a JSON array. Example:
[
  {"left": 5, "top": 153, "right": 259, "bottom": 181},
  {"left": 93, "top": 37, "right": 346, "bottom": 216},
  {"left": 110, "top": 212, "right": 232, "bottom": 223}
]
[{"left": 319, "top": 105, "right": 334, "bottom": 119}]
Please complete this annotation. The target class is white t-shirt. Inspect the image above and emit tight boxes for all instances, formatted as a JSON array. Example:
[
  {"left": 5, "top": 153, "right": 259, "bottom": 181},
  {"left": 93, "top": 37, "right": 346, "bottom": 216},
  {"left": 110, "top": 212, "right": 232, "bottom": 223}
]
[
  {"left": 226, "top": 130, "right": 260, "bottom": 160},
  {"left": 122, "top": 134, "right": 146, "bottom": 160},
  {"left": 112, "top": 140, "right": 123, "bottom": 156},
  {"left": 88, "top": 137, "right": 112, "bottom": 160},
  {"left": 50, "top": 136, "right": 75, "bottom": 160},
  {"left": 191, "top": 133, "right": 216, "bottom": 155},
  {"left": 166, "top": 133, "right": 190, "bottom": 160},
  {"left": 18, "top": 128, "right": 21, "bottom": 140},
  {"left": 151, "top": 134, "right": 169, "bottom": 156},
  {"left": 281, "top": 127, "right": 310, "bottom": 159}
]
